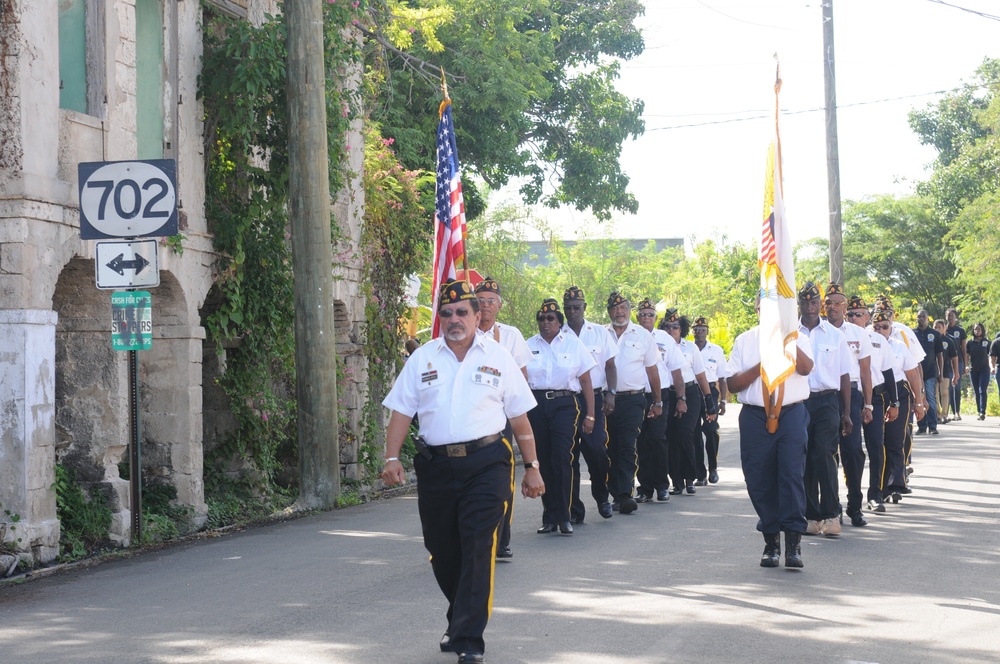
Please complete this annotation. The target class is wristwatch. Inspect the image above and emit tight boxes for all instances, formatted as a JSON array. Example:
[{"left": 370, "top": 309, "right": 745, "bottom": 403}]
[
  {"left": 863, "top": 404, "right": 874, "bottom": 411},
  {"left": 891, "top": 401, "right": 900, "bottom": 408},
  {"left": 585, "top": 415, "right": 596, "bottom": 421},
  {"left": 651, "top": 401, "right": 663, "bottom": 408},
  {"left": 524, "top": 459, "right": 540, "bottom": 470},
  {"left": 678, "top": 395, "right": 687, "bottom": 401}
]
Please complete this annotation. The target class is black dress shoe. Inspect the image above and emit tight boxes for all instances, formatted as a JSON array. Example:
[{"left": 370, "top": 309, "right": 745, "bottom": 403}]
[
  {"left": 536, "top": 524, "right": 558, "bottom": 534},
  {"left": 440, "top": 632, "right": 455, "bottom": 652},
  {"left": 559, "top": 521, "right": 574, "bottom": 535},
  {"left": 686, "top": 484, "right": 696, "bottom": 494},
  {"left": 458, "top": 652, "right": 485, "bottom": 663},
  {"left": 598, "top": 502, "right": 614, "bottom": 518},
  {"left": 848, "top": 512, "right": 868, "bottom": 527},
  {"left": 570, "top": 516, "right": 584, "bottom": 525},
  {"left": 619, "top": 496, "right": 638, "bottom": 514},
  {"left": 669, "top": 487, "right": 683, "bottom": 495},
  {"left": 611, "top": 500, "right": 620, "bottom": 512},
  {"left": 656, "top": 489, "right": 670, "bottom": 502},
  {"left": 495, "top": 545, "right": 513, "bottom": 559},
  {"left": 709, "top": 470, "right": 719, "bottom": 484},
  {"left": 898, "top": 486, "right": 913, "bottom": 494},
  {"left": 634, "top": 492, "right": 650, "bottom": 504},
  {"left": 694, "top": 479, "right": 707, "bottom": 487},
  {"left": 915, "top": 429, "right": 926, "bottom": 435}
]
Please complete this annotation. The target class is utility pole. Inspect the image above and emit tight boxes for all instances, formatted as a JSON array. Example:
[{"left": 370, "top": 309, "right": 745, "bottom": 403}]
[
  {"left": 286, "top": 0, "right": 340, "bottom": 509},
  {"left": 823, "top": 0, "right": 844, "bottom": 284}
]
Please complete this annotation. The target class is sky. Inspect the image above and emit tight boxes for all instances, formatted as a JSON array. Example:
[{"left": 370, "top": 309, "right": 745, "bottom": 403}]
[{"left": 491, "top": 0, "right": 1000, "bottom": 248}]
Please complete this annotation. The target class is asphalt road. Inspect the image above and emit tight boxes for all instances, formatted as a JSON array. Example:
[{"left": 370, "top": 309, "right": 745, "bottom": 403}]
[{"left": 2, "top": 406, "right": 999, "bottom": 664}]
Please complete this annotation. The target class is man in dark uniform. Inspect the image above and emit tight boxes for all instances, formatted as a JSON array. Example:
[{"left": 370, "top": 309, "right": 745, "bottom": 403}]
[
  {"left": 913, "top": 309, "right": 943, "bottom": 435},
  {"left": 728, "top": 293, "right": 814, "bottom": 568},
  {"left": 563, "top": 286, "right": 618, "bottom": 522},
  {"left": 946, "top": 308, "right": 967, "bottom": 420},
  {"left": 381, "top": 279, "right": 545, "bottom": 664}
]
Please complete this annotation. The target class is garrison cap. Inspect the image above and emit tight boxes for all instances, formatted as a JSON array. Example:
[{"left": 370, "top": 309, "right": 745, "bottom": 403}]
[
  {"left": 826, "top": 283, "right": 845, "bottom": 297},
  {"left": 872, "top": 309, "right": 893, "bottom": 324},
  {"left": 474, "top": 276, "right": 500, "bottom": 296},
  {"left": 637, "top": 298, "right": 656, "bottom": 310},
  {"left": 847, "top": 295, "right": 867, "bottom": 310},
  {"left": 438, "top": 279, "right": 476, "bottom": 307},
  {"left": 874, "top": 294, "right": 894, "bottom": 312},
  {"left": 538, "top": 298, "right": 561, "bottom": 315},
  {"left": 693, "top": 316, "right": 709, "bottom": 328},
  {"left": 607, "top": 291, "right": 628, "bottom": 309},
  {"left": 798, "top": 281, "right": 821, "bottom": 301},
  {"left": 563, "top": 285, "right": 586, "bottom": 302},
  {"left": 662, "top": 307, "right": 680, "bottom": 323}
]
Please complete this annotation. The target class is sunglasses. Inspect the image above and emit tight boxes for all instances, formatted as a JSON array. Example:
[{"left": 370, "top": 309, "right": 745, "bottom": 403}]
[
  {"left": 537, "top": 314, "right": 558, "bottom": 322},
  {"left": 439, "top": 308, "right": 472, "bottom": 318},
  {"left": 477, "top": 297, "right": 500, "bottom": 307},
  {"left": 873, "top": 323, "right": 891, "bottom": 331},
  {"left": 563, "top": 304, "right": 584, "bottom": 311},
  {"left": 824, "top": 300, "right": 846, "bottom": 307},
  {"left": 663, "top": 322, "right": 680, "bottom": 330},
  {"left": 847, "top": 312, "right": 866, "bottom": 318},
  {"left": 637, "top": 312, "right": 655, "bottom": 318}
]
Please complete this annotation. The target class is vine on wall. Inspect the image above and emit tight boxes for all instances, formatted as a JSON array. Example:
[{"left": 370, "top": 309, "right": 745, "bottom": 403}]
[
  {"left": 199, "top": 4, "right": 363, "bottom": 501},
  {"left": 358, "top": 125, "right": 433, "bottom": 478}
]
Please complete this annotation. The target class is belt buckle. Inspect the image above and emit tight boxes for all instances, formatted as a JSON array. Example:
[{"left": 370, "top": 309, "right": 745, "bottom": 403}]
[
  {"left": 544, "top": 390, "right": 555, "bottom": 400},
  {"left": 447, "top": 445, "right": 467, "bottom": 458}
]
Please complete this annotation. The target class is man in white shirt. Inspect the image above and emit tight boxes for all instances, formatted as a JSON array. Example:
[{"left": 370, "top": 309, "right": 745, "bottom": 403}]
[
  {"left": 563, "top": 286, "right": 618, "bottom": 521},
  {"left": 605, "top": 292, "right": 663, "bottom": 515},
  {"left": 824, "top": 283, "right": 874, "bottom": 528},
  {"left": 798, "top": 281, "right": 852, "bottom": 538},
  {"left": 474, "top": 277, "right": 531, "bottom": 559},
  {"left": 381, "top": 279, "right": 544, "bottom": 663},
  {"left": 693, "top": 316, "right": 729, "bottom": 484},
  {"left": 728, "top": 293, "right": 814, "bottom": 568}
]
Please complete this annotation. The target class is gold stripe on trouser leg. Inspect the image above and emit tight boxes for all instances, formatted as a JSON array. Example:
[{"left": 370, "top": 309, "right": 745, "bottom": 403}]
[
  {"left": 876, "top": 393, "right": 887, "bottom": 492},
  {"left": 569, "top": 398, "right": 581, "bottom": 515},
  {"left": 488, "top": 437, "right": 515, "bottom": 619},
  {"left": 903, "top": 384, "right": 914, "bottom": 465}
]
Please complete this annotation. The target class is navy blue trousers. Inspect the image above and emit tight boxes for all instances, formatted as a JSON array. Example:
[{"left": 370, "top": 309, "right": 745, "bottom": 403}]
[
  {"left": 863, "top": 389, "right": 887, "bottom": 503},
  {"left": 805, "top": 391, "right": 842, "bottom": 520},
  {"left": 883, "top": 383, "right": 911, "bottom": 494},
  {"left": 739, "top": 402, "right": 809, "bottom": 535},
  {"left": 570, "top": 391, "right": 611, "bottom": 521},
  {"left": 699, "top": 383, "right": 722, "bottom": 473},
  {"left": 415, "top": 438, "right": 514, "bottom": 655},
  {"left": 839, "top": 387, "right": 866, "bottom": 515},
  {"left": 606, "top": 392, "right": 646, "bottom": 499},
  {"left": 528, "top": 394, "right": 579, "bottom": 525},
  {"left": 636, "top": 389, "right": 670, "bottom": 495},
  {"left": 668, "top": 382, "right": 703, "bottom": 489}
]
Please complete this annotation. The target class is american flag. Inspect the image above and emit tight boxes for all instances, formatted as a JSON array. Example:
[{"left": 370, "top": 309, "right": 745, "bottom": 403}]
[{"left": 431, "top": 100, "right": 468, "bottom": 338}]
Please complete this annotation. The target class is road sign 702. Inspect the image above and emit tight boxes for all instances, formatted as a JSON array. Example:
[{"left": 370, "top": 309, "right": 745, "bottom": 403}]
[{"left": 78, "top": 160, "right": 179, "bottom": 240}]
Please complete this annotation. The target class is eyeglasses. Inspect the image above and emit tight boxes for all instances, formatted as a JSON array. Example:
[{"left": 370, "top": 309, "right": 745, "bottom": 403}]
[
  {"left": 825, "top": 300, "right": 846, "bottom": 307},
  {"left": 847, "top": 312, "right": 866, "bottom": 318},
  {"left": 637, "top": 312, "right": 655, "bottom": 318},
  {"left": 439, "top": 308, "right": 472, "bottom": 318},
  {"left": 663, "top": 322, "right": 680, "bottom": 330},
  {"left": 476, "top": 297, "right": 500, "bottom": 307},
  {"left": 537, "top": 314, "right": 558, "bottom": 322},
  {"left": 873, "top": 323, "right": 891, "bottom": 331},
  {"left": 563, "top": 304, "right": 584, "bottom": 311}
]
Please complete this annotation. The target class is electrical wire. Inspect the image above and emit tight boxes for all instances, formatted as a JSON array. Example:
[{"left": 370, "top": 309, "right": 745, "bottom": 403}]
[{"left": 923, "top": 0, "right": 1000, "bottom": 22}]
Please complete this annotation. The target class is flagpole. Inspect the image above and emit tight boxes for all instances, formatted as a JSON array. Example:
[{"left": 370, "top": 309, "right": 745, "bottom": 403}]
[{"left": 440, "top": 68, "right": 469, "bottom": 279}]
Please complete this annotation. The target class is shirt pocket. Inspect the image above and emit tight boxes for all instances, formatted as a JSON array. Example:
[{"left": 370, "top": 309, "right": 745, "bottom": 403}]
[
  {"left": 624, "top": 340, "right": 645, "bottom": 360},
  {"left": 816, "top": 343, "right": 837, "bottom": 366},
  {"left": 556, "top": 352, "right": 576, "bottom": 368}
]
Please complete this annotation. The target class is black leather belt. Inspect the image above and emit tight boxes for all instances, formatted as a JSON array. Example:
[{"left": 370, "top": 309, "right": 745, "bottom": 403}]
[
  {"left": 429, "top": 433, "right": 503, "bottom": 457},
  {"left": 809, "top": 389, "right": 837, "bottom": 398},
  {"left": 743, "top": 402, "right": 803, "bottom": 414},
  {"left": 532, "top": 389, "right": 578, "bottom": 400},
  {"left": 873, "top": 384, "right": 887, "bottom": 396},
  {"left": 669, "top": 380, "right": 697, "bottom": 391},
  {"left": 850, "top": 381, "right": 859, "bottom": 390},
  {"left": 614, "top": 389, "right": 645, "bottom": 396}
]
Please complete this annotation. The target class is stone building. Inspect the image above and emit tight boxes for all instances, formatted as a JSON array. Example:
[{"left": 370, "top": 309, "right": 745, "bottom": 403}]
[{"left": 0, "top": 0, "right": 366, "bottom": 564}]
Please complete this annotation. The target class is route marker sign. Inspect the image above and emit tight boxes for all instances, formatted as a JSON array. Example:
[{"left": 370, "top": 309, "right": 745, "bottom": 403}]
[
  {"left": 111, "top": 291, "right": 153, "bottom": 351},
  {"left": 96, "top": 240, "right": 160, "bottom": 290},
  {"left": 78, "top": 160, "right": 178, "bottom": 240}
]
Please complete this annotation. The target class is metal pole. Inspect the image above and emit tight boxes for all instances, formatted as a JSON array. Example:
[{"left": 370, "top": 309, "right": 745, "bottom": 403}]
[
  {"left": 286, "top": 0, "right": 340, "bottom": 508},
  {"left": 823, "top": 0, "right": 844, "bottom": 285},
  {"left": 128, "top": 349, "right": 142, "bottom": 544}
]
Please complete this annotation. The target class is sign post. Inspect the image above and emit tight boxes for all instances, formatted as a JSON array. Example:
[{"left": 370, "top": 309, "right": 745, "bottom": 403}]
[{"left": 80, "top": 158, "right": 178, "bottom": 547}]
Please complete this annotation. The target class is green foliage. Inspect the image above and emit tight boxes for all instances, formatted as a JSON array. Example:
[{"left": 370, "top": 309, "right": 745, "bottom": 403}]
[
  {"left": 793, "top": 195, "right": 956, "bottom": 316},
  {"left": 199, "top": 5, "right": 362, "bottom": 502},
  {"left": 53, "top": 464, "right": 111, "bottom": 562},
  {"left": 358, "top": 125, "right": 433, "bottom": 481},
  {"left": 368, "top": 0, "right": 646, "bottom": 220},
  {"left": 203, "top": 472, "right": 295, "bottom": 531},
  {"left": 1, "top": 504, "right": 21, "bottom": 555},
  {"left": 947, "top": 191, "right": 1000, "bottom": 331}
]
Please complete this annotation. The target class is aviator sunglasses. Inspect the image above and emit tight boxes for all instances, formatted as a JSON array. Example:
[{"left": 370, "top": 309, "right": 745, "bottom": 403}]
[{"left": 439, "top": 307, "right": 472, "bottom": 318}]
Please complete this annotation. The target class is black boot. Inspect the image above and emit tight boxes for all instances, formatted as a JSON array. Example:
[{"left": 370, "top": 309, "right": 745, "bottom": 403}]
[
  {"left": 784, "top": 531, "right": 803, "bottom": 568},
  {"left": 760, "top": 533, "right": 780, "bottom": 568}
]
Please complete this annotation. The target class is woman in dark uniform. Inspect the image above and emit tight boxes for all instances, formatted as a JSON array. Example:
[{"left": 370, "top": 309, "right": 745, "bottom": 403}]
[{"left": 967, "top": 323, "right": 991, "bottom": 420}]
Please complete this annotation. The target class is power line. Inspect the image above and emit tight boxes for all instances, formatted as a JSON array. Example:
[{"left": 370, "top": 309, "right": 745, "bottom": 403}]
[
  {"left": 923, "top": 0, "right": 1000, "bottom": 22},
  {"left": 643, "top": 88, "right": 974, "bottom": 131}
]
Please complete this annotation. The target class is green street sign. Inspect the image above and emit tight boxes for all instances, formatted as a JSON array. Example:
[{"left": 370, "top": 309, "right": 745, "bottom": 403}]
[{"left": 111, "top": 291, "right": 152, "bottom": 351}]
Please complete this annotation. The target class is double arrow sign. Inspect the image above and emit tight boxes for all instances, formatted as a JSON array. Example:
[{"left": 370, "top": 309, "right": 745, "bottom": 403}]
[{"left": 95, "top": 240, "right": 160, "bottom": 290}]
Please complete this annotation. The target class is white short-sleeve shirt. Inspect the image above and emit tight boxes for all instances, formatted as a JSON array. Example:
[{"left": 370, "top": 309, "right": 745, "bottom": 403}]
[
  {"left": 608, "top": 322, "right": 659, "bottom": 391},
  {"left": 478, "top": 321, "right": 532, "bottom": 368},
  {"left": 698, "top": 341, "right": 729, "bottom": 383},
  {"left": 892, "top": 322, "right": 926, "bottom": 364},
  {"left": 886, "top": 334, "right": 919, "bottom": 384},
  {"left": 830, "top": 320, "right": 873, "bottom": 384},
  {"left": 799, "top": 319, "right": 852, "bottom": 392},
  {"left": 867, "top": 330, "right": 892, "bottom": 388},
  {"left": 648, "top": 328, "right": 686, "bottom": 390},
  {"left": 727, "top": 326, "right": 813, "bottom": 406},
  {"left": 383, "top": 335, "right": 536, "bottom": 446},
  {"left": 676, "top": 338, "right": 706, "bottom": 383},
  {"left": 562, "top": 320, "right": 618, "bottom": 390},
  {"left": 525, "top": 331, "right": 597, "bottom": 392}
]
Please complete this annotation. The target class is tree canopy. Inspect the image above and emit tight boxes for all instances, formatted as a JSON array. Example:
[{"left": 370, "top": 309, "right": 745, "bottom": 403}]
[{"left": 365, "top": 0, "right": 646, "bottom": 220}]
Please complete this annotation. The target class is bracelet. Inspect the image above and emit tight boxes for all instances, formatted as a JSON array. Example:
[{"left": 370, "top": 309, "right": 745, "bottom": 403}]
[
  {"left": 652, "top": 401, "right": 663, "bottom": 407},
  {"left": 915, "top": 403, "right": 925, "bottom": 407},
  {"left": 585, "top": 415, "right": 596, "bottom": 421},
  {"left": 863, "top": 404, "right": 874, "bottom": 411},
  {"left": 384, "top": 457, "right": 399, "bottom": 462}
]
